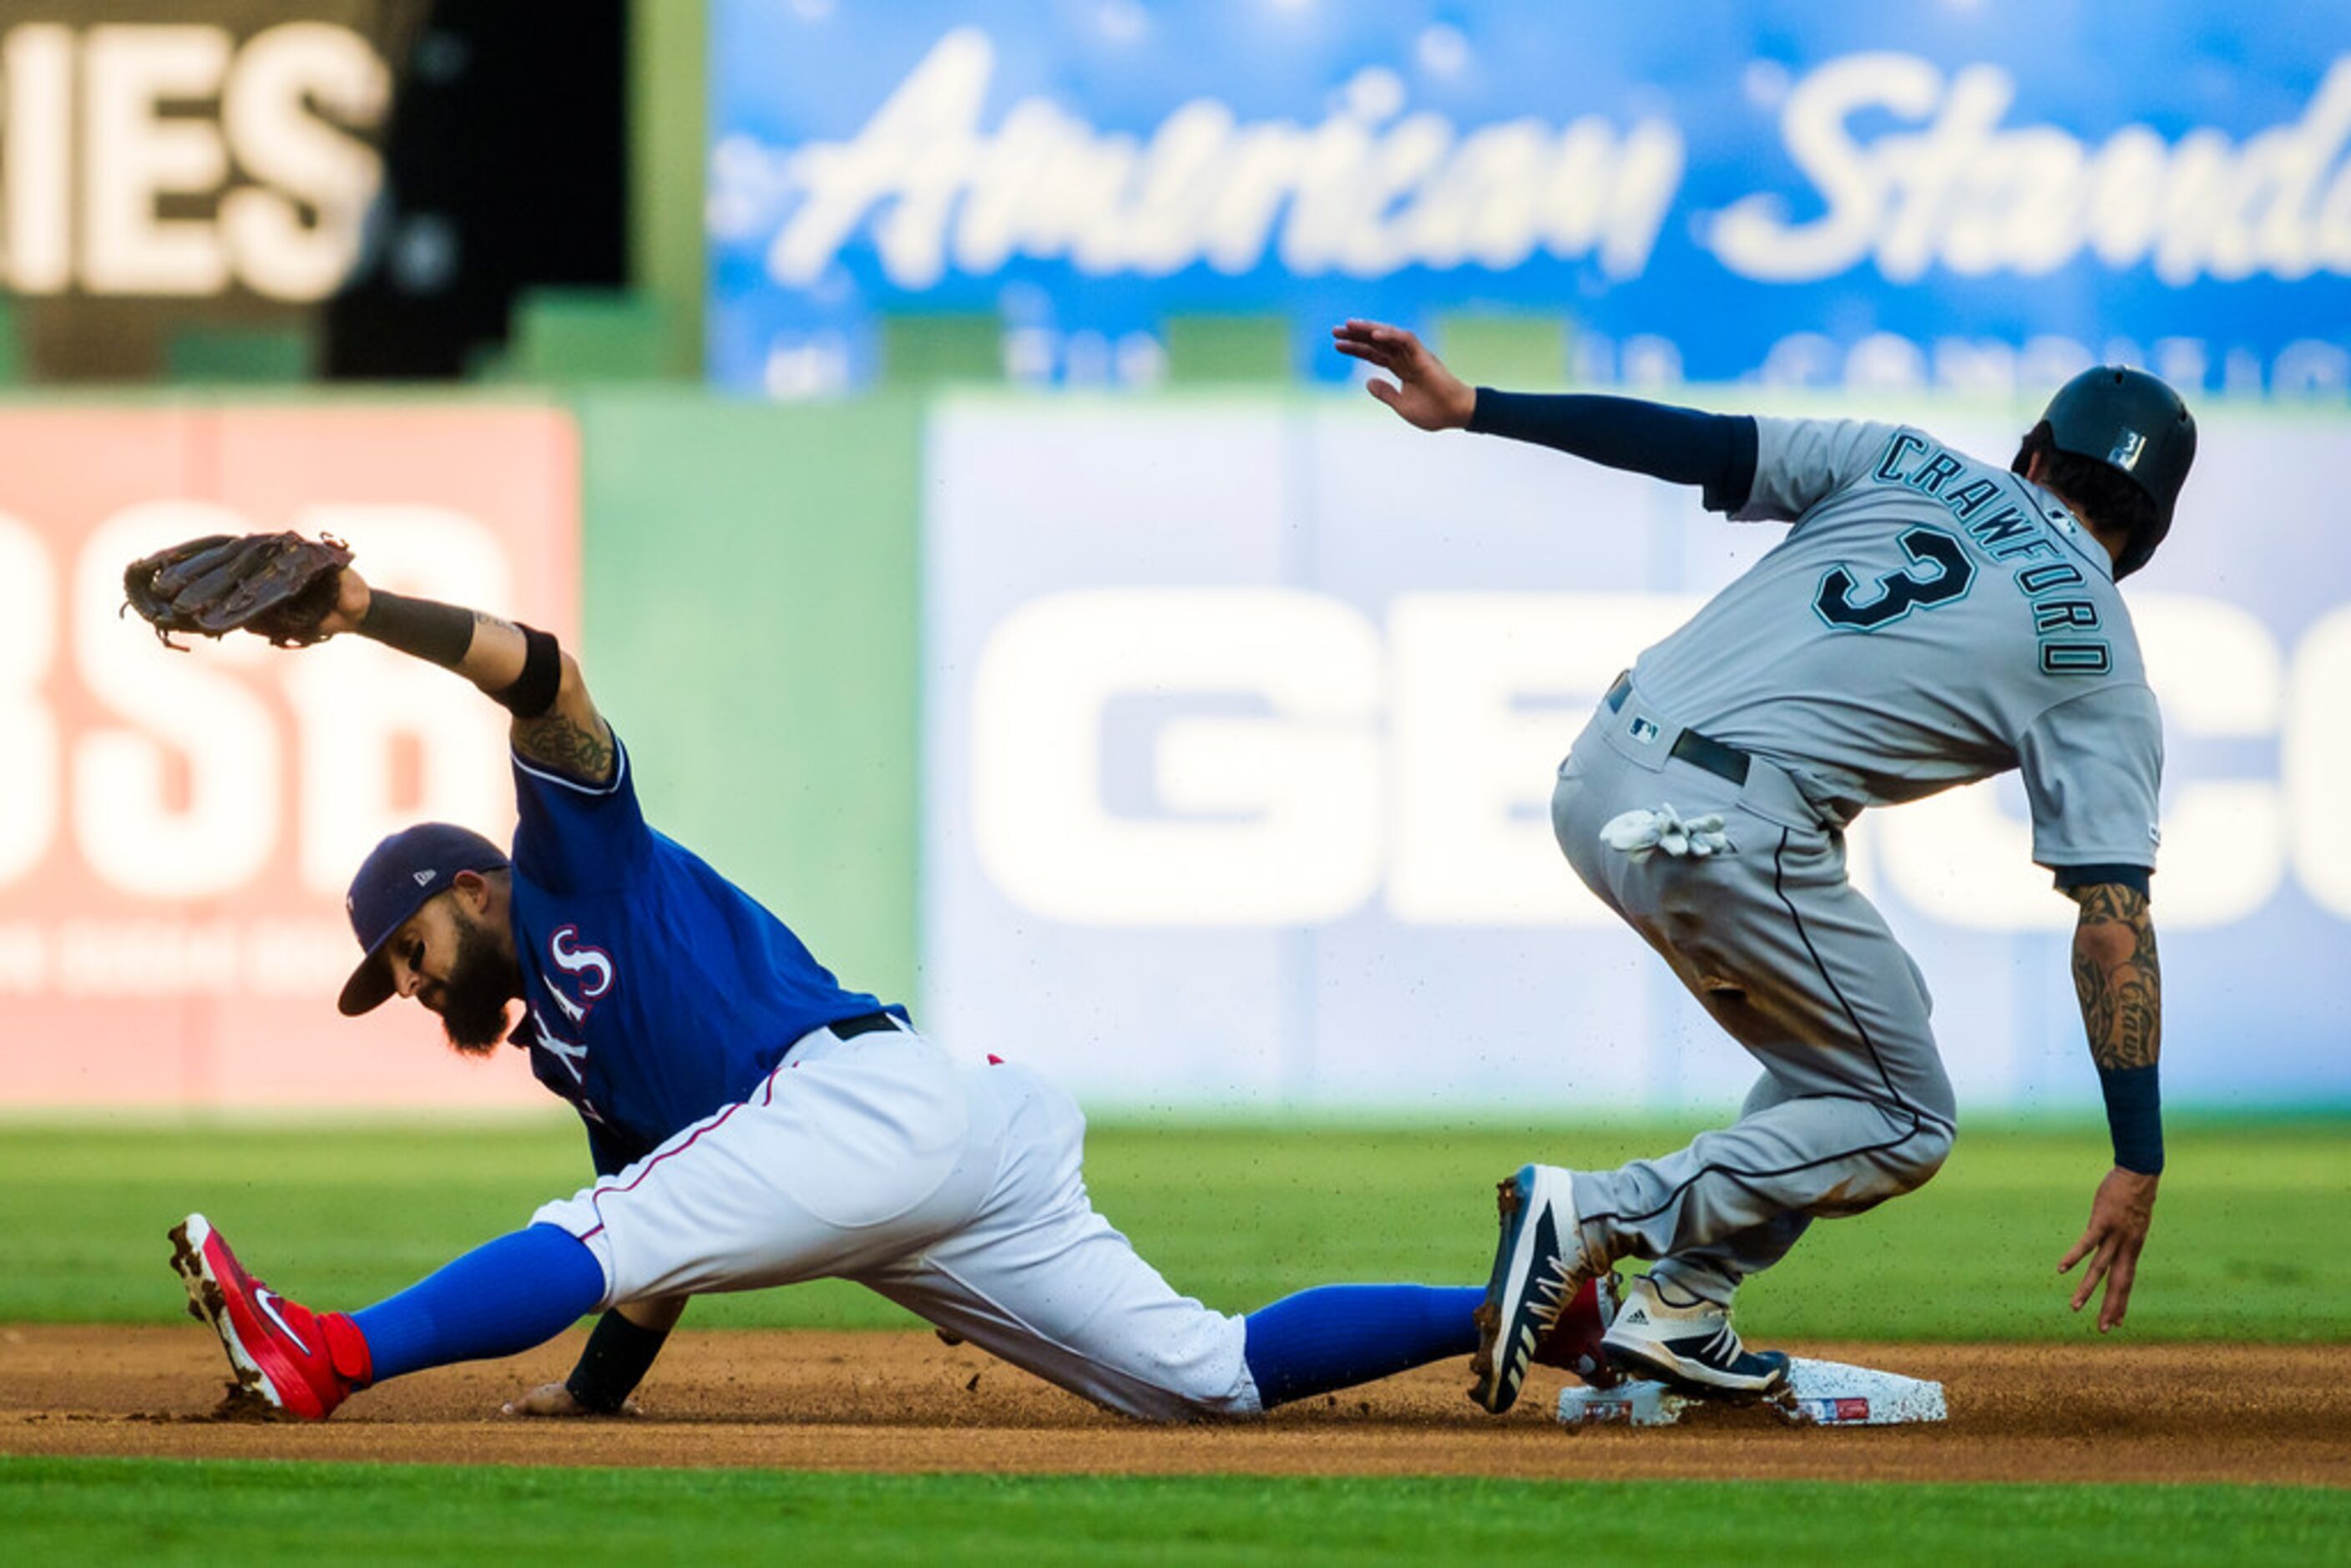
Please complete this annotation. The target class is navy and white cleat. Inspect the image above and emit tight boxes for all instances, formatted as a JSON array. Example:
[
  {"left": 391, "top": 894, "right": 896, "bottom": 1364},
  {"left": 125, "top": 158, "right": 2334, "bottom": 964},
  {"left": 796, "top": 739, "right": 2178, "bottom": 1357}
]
[
  {"left": 1469, "top": 1163, "right": 1594, "bottom": 1414},
  {"left": 1600, "top": 1272, "right": 1790, "bottom": 1400}
]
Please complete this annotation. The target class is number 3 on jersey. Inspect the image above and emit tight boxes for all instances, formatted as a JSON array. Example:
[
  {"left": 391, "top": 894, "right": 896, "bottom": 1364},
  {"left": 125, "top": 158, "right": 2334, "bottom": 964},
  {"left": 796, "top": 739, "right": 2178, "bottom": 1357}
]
[{"left": 1814, "top": 526, "right": 1976, "bottom": 630}]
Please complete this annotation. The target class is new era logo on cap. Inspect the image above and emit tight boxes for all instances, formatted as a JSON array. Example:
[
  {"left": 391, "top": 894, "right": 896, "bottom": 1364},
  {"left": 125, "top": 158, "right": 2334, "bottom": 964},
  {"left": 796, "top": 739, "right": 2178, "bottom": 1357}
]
[{"left": 413, "top": 870, "right": 437, "bottom": 887}]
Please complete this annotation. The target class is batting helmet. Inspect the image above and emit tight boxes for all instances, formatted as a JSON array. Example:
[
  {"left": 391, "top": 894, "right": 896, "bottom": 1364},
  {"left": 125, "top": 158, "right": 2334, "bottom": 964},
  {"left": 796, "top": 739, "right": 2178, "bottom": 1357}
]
[{"left": 2015, "top": 366, "right": 2197, "bottom": 579}]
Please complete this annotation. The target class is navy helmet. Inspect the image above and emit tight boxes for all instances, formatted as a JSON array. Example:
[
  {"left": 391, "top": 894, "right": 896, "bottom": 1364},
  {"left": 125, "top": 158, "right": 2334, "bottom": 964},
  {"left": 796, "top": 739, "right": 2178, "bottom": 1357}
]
[{"left": 2021, "top": 366, "right": 2197, "bottom": 579}]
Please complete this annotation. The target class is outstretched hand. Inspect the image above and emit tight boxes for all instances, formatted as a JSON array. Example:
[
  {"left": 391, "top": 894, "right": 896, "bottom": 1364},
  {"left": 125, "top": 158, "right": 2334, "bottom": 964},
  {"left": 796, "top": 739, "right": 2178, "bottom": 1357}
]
[
  {"left": 310, "top": 567, "right": 372, "bottom": 640},
  {"left": 501, "top": 1379, "right": 640, "bottom": 1419},
  {"left": 2058, "top": 1166, "right": 2159, "bottom": 1332},
  {"left": 1331, "top": 319, "right": 1477, "bottom": 431}
]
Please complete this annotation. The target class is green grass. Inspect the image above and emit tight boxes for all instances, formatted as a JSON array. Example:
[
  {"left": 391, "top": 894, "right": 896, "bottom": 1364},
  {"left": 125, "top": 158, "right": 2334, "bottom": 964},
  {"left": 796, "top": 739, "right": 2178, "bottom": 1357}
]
[
  {"left": 4, "top": 1457, "right": 2351, "bottom": 1568},
  {"left": 0, "top": 1459, "right": 2342, "bottom": 1564},
  {"left": 1, "top": 1119, "right": 2346, "bottom": 1342}
]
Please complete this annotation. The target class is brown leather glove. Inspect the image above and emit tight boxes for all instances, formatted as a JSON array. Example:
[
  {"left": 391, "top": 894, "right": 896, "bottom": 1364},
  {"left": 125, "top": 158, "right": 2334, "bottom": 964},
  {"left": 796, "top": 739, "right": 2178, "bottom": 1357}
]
[{"left": 123, "top": 531, "right": 356, "bottom": 650}]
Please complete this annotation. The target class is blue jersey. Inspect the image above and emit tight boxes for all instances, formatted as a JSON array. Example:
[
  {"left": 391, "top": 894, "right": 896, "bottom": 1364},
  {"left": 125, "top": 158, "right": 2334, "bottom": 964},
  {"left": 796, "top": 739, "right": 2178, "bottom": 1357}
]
[{"left": 502, "top": 735, "right": 889, "bottom": 1174}]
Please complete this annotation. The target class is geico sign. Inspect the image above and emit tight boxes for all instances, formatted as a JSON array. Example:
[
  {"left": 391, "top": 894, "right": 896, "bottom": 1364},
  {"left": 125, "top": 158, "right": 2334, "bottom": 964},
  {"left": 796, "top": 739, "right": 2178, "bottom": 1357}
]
[
  {"left": 970, "top": 588, "right": 2351, "bottom": 933},
  {"left": 0, "top": 22, "right": 387, "bottom": 300},
  {"left": 0, "top": 503, "right": 509, "bottom": 900}
]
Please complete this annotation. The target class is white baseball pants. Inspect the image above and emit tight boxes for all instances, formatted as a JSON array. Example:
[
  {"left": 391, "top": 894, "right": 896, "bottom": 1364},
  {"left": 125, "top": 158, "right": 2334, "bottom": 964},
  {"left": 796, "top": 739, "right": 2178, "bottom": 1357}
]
[{"left": 530, "top": 1023, "right": 1260, "bottom": 1422}]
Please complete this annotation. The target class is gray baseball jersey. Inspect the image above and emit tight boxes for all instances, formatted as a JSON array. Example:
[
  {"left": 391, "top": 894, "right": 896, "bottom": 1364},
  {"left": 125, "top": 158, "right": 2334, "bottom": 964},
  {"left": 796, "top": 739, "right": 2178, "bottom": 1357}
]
[
  {"left": 1630, "top": 417, "right": 2163, "bottom": 873},
  {"left": 1545, "top": 414, "right": 2157, "bottom": 1312}
]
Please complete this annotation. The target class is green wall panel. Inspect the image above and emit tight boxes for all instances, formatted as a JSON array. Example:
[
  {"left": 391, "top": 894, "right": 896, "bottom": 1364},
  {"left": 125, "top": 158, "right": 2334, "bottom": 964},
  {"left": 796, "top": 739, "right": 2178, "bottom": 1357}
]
[
  {"left": 629, "top": 0, "right": 707, "bottom": 377},
  {"left": 574, "top": 390, "right": 922, "bottom": 1007}
]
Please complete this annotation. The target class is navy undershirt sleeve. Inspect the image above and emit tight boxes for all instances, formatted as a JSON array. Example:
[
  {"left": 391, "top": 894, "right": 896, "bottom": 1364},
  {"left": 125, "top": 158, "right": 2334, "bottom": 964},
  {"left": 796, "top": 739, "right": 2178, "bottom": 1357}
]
[
  {"left": 586, "top": 1122, "right": 643, "bottom": 1179},
  {"left": 1466, "top": 390, "right": 1759, "bottom": 513},
  {"left": 2052, "top": 862, "right": 2152, "bottom": 898}
]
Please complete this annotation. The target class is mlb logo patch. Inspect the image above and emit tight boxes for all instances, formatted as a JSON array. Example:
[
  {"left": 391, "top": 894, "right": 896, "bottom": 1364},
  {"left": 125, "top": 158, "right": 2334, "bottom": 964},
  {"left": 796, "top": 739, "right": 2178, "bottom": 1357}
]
[{"left": 1629, "top": 716, "right": 1661, "bottom": 745}]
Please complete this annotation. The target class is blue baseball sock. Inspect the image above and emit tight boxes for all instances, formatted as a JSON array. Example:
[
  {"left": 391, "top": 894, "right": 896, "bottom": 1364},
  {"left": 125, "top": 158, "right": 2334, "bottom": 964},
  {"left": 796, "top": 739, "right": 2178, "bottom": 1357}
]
[
  {"left": 1241, "top": 1284, "right": 1482, "bottom": 1409},
  {"left": 351, "top": 1224, "right": 606, "bottom": 1383}
]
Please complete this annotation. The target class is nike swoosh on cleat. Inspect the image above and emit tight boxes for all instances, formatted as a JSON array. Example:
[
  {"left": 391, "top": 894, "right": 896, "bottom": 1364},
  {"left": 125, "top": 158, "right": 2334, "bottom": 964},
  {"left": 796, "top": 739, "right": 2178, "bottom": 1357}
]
[{"left": 253, "top": 1287, "right": 312, "bottom": 1357}]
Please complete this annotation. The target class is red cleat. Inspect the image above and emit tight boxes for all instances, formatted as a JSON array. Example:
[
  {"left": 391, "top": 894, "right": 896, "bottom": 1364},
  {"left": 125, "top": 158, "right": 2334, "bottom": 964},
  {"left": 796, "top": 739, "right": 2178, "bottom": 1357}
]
[
  {"left": 1533, "top": 1269, "right": 1625, "bottom": 1388},
  {"left": 167, "top": 1213, "right": 372, "bottom": 1420}
]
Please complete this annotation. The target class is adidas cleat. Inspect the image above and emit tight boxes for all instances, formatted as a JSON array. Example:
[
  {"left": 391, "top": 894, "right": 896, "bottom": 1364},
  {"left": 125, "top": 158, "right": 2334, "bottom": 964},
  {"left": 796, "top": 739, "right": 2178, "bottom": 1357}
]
[{"left": 1600, "top": 1272, "right": 1789, "bottom": 1400}]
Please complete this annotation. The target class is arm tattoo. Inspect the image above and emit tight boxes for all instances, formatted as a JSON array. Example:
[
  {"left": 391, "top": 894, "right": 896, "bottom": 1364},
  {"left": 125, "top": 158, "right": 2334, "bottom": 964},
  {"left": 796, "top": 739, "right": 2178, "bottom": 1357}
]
[
  {"left": 473, "top": 609, "right": 518, "bottom": 636},
  {"left": 2068, "top": 883, "right": 2161, "bottom": 1070},
  {"left": 513, "top": 712, "right": 617, "bottom": 786}
]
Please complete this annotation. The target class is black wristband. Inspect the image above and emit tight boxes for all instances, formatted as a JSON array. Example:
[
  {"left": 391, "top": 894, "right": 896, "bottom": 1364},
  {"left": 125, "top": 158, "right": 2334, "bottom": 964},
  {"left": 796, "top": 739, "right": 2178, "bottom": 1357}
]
[
  {"left": 2097, "top": 1064, "right": 2164, "bottom": 1176},
  {"left": 492, "top": 626, "right": 563, "bottom": 718},
  {"left": 564, "top": 1308, "right": 669, "bottom": 1414},
  {"left": 357, "top": 590, "right": 476, "bottom": 669}
]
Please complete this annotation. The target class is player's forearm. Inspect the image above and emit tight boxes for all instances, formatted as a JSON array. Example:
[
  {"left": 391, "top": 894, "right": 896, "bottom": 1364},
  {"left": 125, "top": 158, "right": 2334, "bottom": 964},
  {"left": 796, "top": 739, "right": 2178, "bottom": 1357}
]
[
  {"left": 1466, "top": 392, "right": 1760, "bottom": 509},
  {"left": 351, "top": 579, "right": 530, "bottom": 695},
  {"left": 565, "top": 1297, "right": 685, "bottom": 1412},
  {"left": 2066, "top": 882, "right": 2165, "bottom": 1174},
  {"left": 351, "top": 578, "right": 611, "bottom": 781},
  {"left": 2069, "top": 883, "right": 2161, "bottom": 1071},
  {"left": 618, "top": 1293, "right": 689, "bottom": 1334}
]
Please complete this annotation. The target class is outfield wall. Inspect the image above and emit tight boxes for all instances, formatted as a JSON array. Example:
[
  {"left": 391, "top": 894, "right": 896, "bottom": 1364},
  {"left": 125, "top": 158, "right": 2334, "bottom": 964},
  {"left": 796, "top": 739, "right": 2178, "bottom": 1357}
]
[
  {"left": 1, "top": 390, "right": 2342, "bottom": 1115},
  {"left": 0, "top": 403, "right": 577, "bottom": 1110}
]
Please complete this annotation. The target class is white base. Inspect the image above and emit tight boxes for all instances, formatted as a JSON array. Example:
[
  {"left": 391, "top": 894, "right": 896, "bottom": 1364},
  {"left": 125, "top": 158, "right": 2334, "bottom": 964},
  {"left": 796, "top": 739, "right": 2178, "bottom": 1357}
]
[{"left": 1555, "top": 1356, "right": 1947, "bottom": 1429}]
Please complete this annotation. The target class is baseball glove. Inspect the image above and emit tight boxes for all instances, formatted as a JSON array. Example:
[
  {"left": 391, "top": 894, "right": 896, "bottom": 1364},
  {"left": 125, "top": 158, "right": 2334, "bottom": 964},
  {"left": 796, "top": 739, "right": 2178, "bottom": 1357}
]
[{"left": 122, "top": 532, "right": 354, "bottom": 650}]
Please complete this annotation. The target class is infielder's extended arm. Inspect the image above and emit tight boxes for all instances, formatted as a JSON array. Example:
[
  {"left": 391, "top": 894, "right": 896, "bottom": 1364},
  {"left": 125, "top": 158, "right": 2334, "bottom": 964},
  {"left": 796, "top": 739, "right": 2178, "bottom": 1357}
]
[
  {"left": 503, "top": 1293, "right": 689, "bottom": 1419},
  {"left": 2057, "top": 880, "right": 2163, "bottom": 1332},
  {"left": 316, "top": 568, "right": 615, "bottom": 787}
]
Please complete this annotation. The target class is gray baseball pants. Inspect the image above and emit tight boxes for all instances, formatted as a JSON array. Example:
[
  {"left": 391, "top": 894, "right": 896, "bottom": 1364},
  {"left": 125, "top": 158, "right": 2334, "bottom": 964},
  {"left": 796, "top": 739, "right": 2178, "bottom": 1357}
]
[{"left": 1552, "top": 678, "right": 1957, "bottom": 1307}]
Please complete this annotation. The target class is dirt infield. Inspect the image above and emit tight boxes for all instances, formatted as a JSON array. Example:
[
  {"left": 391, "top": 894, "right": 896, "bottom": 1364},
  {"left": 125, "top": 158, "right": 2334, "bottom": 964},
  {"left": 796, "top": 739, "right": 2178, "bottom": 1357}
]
[{"left": 1, "top": 1327, "right": 2343, "bottom": 1486}]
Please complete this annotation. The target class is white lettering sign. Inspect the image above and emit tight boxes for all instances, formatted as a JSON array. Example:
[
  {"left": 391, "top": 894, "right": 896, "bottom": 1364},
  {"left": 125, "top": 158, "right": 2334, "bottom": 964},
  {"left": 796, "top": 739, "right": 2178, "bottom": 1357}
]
[
  {"left": 0, "top": 21, "right": 387, "bottom": 301},
  {"left": 713, "top": 28, "right": 1684, "bottom": 291},
  {"left": 970, "top": 589, "right": 1384, "bottom": 924},
  {"left": 1709, "top": 54, "right": 2351, "bottom": 286},
  {"left": 3, "top": 502, "right": 512, "bottom": 902},
  {"left": 968, "top": 587, "right": 2349, "bottom": 933}
]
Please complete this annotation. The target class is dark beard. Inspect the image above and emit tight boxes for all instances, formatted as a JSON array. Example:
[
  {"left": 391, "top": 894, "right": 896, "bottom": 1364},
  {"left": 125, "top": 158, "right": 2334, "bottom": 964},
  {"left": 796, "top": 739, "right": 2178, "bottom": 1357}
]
[{"left": 439, "top": 912, "right": 523, "bottom": 1055}]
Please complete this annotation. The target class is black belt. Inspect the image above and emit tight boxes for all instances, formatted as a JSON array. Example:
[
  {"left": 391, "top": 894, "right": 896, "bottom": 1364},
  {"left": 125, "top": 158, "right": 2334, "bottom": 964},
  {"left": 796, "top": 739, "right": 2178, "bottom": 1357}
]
[
  {"left": 1602, "top": 671, "right": 1752, "bottom": 787},
  {"left": 829, "top": 1010, "right": 906, "bottom": 1040}
]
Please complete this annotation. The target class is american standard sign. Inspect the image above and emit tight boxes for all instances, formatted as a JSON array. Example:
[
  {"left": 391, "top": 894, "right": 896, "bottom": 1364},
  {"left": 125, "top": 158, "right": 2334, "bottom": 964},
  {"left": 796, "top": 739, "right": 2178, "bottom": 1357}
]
[
  {"left": 708, "top": 4, "right": 2351, "bottom": 397},
  {"left": 715, "top": 31, "right": 1685, "bottom": 290}
]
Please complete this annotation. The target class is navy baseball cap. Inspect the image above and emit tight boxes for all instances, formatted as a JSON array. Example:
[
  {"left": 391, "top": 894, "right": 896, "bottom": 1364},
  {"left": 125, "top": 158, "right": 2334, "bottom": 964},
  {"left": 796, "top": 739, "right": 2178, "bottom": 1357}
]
[{"left": 337, "top": 822, "right": 511, "bottom": 1016}]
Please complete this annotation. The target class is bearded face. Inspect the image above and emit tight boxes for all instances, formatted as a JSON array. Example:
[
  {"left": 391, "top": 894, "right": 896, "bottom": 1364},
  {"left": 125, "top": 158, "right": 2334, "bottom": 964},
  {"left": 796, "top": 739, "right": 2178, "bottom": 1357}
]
[{"left": 434, "top": 905, "right": 524, "bottom": 1055}]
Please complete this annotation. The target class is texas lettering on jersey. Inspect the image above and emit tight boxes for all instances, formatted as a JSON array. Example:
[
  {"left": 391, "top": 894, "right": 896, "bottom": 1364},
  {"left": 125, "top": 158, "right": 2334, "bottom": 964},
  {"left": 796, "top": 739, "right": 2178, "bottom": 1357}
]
[{"left": 525, "top": 925, "right": 618, "bottom": 1126}]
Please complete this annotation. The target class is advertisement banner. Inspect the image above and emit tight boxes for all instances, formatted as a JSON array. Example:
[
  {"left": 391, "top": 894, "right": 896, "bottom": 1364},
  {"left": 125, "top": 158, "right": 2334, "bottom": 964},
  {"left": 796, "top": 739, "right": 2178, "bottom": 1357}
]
[
  {"left": 711, "top": 1, "right": 2351, "bottom": 400},
  {"left": 0, "top": 405, "right": 577, "bottom": 1110},
  {"left": 0, "top": 4, "right": 429, "bottom": 378},
  {"left": 922, "top": 397, "right": 2351, "bottom": 1113}
]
